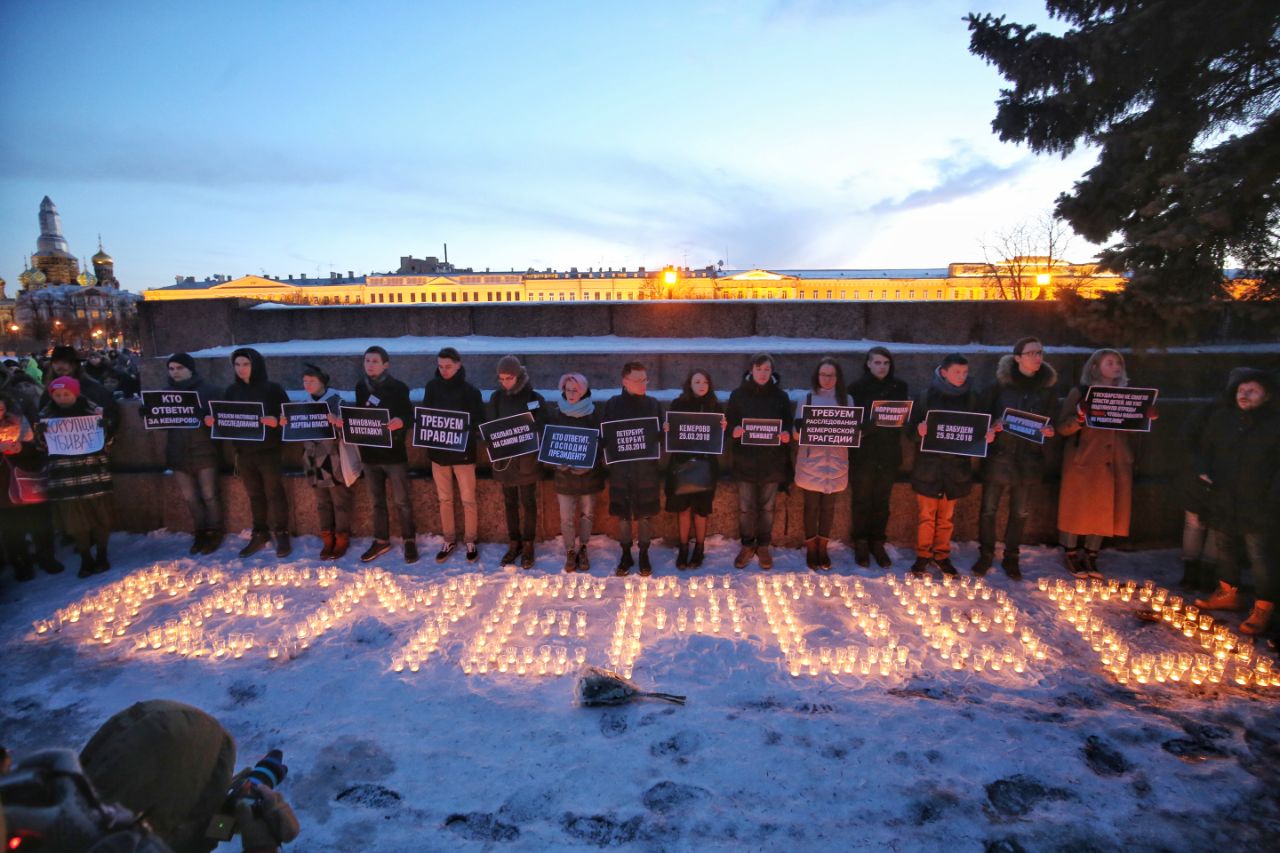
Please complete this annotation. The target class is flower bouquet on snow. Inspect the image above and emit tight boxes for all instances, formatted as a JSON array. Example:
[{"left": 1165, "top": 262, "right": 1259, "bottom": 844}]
[{"left": 575, "top": 665, "right": 686, "bottom": 706}]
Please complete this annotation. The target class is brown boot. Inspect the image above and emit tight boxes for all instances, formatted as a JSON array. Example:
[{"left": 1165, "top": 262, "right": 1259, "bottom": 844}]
[
  {"left": 1195, "top": 581, "right": 1242, "bottom": 612},
  {"left": 805, "top": 537, "right": 819, "bottom": 570},
  {"left": 332, "top": 532, "right": 350, "bottom": 559},
  {"left": 319, "top": 530, "right": 336, "bottom": 560},
  {"left": 1240, "top": 601, "right": 1274, "bottom": 636}
]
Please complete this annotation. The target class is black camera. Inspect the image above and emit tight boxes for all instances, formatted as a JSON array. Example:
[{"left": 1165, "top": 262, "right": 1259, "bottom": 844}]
[{"left": 204, "top": 749, "right": 287, "bottom": 842}]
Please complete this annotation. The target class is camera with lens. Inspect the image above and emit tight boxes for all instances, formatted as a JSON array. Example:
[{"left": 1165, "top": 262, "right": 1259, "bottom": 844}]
[{"left": 204, "top": 749, "right": 287, "bottom": 842}]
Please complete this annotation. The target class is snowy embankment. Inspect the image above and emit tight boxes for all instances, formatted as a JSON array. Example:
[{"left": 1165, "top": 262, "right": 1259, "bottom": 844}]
[{"left": 3, "top": 533, "right": 1278, "bottom": 852}]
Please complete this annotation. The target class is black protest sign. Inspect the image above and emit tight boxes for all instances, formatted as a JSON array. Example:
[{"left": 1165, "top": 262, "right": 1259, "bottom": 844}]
[
  {"left": 539, "top": 424, "right": 599, "bottom": 469},
  {"left": 480, "top": 411, "right": 540, "bottom": 461},
  {"left": 920, "top": 409, "right": 991, "bottom": 458},
  {"left": 209, "top": 401, "right": 265, "bottom": 442},
  {"left": 1083, "top": 386, "right": 1158, "bottom": 432},
  {"left": 340, "top": 406, "right": 393, "bottom": 448},
  {"left": 282, "top": 402, "right": 335, "bottom": 442},
  {"left": 799, "top": 405, "right": 863, "bottom": 448},
  {"left": 1001, "top": 407, "right": 1050, "bottom": 444},
  {"left": 664, "top": 411, "right": 724, "bottom": 455},
  {"left": 412, "top": 407, "right": 471, "bottom": 453},
  {"left": 740, "top": 418, "right": 782, "bottom": 446},
  {"left": 601, "top": 417, "right": 661, "bottom": 465},
  {"left": 869, "top": 400, "right": 913, "bottom": 428},
  {"left": 141, "top": 390, "right": 202, "bottom": 430}
]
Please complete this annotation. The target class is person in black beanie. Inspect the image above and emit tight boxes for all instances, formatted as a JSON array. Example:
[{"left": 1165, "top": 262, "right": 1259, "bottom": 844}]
[
  {"left": 847, "top": 347, "right": 909, "bottom": 568},
  {"left": 165, "top": 352, "right": 225, "bottom": 556},
  {"left": 488, "top": 354, "right": 547, "bottom": 569},
  {"left": 348, "top": 346, "right": 417, "bottom": 564},
  {"left": 207, "top": 348, "right": 291, "bottom": 559}
]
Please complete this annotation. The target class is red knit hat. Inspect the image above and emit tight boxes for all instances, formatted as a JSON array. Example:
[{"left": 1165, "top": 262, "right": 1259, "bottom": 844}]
[{"left": 48, "top": 376, "right": 81, "bottom": 397}]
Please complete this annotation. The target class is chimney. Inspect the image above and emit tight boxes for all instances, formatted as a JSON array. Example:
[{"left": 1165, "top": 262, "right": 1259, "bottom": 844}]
[
  {"left": 348, "top": 271, "right": 354, "bottom": 279},
  {"left": 288, "top": 274, "right": 293, "bottom": 281},
  {"left": 301, "top": 273, "right": 307, "bottom": 280}
]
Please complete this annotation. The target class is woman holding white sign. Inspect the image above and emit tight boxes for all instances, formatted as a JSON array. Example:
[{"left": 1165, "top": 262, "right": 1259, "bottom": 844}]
[
  {"left": 38, "top": 376, "right": 113, "bottom": 577},
  {"left": 793, "top": 358, "right": 850, "bottom": 570},
  {"left": 664, "top": 369, "right": 725, "bottom": 570}
]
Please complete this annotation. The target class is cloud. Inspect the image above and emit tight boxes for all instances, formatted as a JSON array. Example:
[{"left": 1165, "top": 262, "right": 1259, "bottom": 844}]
[{"left": 869, "top": 146, "right": 1032, "bottom": 213}]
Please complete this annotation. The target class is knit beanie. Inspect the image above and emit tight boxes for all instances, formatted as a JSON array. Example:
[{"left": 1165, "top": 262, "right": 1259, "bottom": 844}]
[
  {"left": 167, "top": 352, "right": 197, "bottom": 372},
  {"left": 50, "top": 345, "right": 80, "bottom": 366},
  {"left": 48, "top": 376, "right": 81, "bottom": 396},
  {"left": 496, "top": 355, "right": 523, "bottom": 377}
]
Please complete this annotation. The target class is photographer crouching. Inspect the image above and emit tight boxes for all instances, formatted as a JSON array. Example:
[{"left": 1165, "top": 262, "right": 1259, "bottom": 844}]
[{"left": 2, "top": 700, "right": 299, "bottom": 853}]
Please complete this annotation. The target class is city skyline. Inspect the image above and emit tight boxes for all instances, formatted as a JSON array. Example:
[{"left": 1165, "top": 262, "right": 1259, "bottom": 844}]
[{"left": 0, "top": 0, "right": 1101, "bottom": 294}]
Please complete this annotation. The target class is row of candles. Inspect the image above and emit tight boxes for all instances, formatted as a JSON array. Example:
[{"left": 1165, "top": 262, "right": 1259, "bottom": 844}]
[
  {"left": 459, "top": 576, "right": 585, "bottom": 676},
  {"left": 391, "top": 573, "right": 486, "bottom": 671},
  {"left": 1038, "top": 576, "right": 1277, "bottom": 688}
]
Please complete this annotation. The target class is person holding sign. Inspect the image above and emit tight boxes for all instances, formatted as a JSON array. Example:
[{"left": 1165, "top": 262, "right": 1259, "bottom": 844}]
[
  {"left": 37, "top": 377, "right": 113, "bottom": 577},
  {"left": 1193, "top": 369, "right": 1280, "bottom": 636},
  {"left": 420, "top": 348, "right": 486, "bottom": 564},
  {"left": 42, "top": 346, "right": 120, "bottom": 439},
  {"left": 726, "top": 353, "right": 794, "bottom": 570},
  {"left": 910, "top": 354, "right": 995, "bottom": 576},
  {"left": 489, "top": 355, "right": 547, "bottom": 569},
  {"left": 847, "top": 347, "right": 909, "bottom": 568},
  {"left": 1055, "top": 349, "right": 1157, "bottom": 578},
  {"left": 211, "top": 348, "right": 291, "bottom": 560},
  {"left": 793, "top": 358, "right": 851, "bottom": 571},
  {"left": 974, "top": 338, "right": 1058, "bottom": 580},
  {"left": 664, "top": 369, "right": 725, "bottom": 570},
  {"left": 602, "top": 362, "right": 663, "bottom": 576},
  {"left": 163, "top": 353, "right": 224, "bottom": 557},
  {"left": 545, "top": 372, "right": 605, "bottom": 573},
  {"left": 348, "top": 346, "right": 417, "bottom": 564},
  {"left": 295, "top": 364, "right": 361, "bottom": 560}
]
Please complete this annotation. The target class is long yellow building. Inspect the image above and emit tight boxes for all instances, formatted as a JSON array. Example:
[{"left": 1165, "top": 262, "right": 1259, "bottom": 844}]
[{"left": 143, "top": 257, "right": 1125, "bottom": 305}]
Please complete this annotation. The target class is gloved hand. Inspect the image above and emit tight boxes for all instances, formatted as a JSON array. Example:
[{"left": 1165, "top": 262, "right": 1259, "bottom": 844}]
[{"left": 234, "top": 783, "right": 300, "bottom": 852}]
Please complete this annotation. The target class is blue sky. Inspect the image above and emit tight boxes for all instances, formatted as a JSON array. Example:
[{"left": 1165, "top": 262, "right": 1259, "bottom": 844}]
[{"left": 0, "top": 0, "right": 1098, "bottom": 292}]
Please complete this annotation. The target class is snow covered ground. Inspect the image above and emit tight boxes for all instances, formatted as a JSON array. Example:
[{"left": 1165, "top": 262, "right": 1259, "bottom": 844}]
[{"left": 3, "top": 532, "right": 1278, "bottom": 852}]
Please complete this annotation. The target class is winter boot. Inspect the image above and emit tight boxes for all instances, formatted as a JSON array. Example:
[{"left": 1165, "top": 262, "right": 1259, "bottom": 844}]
[
  {"left": 201, "top": 530, "right": 224, "bottom": 555},
  {"left": 318, "top": 531, "right": 336, "bottom": 560},
  {"left": 361, "top": 539, "right": 392, "bottom": 562},
  {"left": 870, "top": 540, "right": 892, "bottom": 569},
  {"left": 38, "top": 553, "right": 65, "bottom": 574},
  {"left": 404, "top": 540, "right": 420, "bottom": 564},
  {"left": 936, "top": 557, "right": 957, "bottom": 576},
  {"left": 77, "top": 550, "right": 96, "bottom": 578},
  {"left": 690, "top": 542, "right": 705, "bottom": 569},
  {"left": 332, "top": 532, "right": 350, "bottom": 559},
  {"left": 818, "top": 537, "right": 831, "bottom": 570},
  {"left": 971, "top": 551, "right": 994, "bottom": 576},
  {"left": 1084, "top": 549, "right": 1101, "bottom": 579},
  {"left": 910, "top": 556, "right": 932, "bottom": 576},
  {"left": 1178, "top": 559, "right": 1202, "bottom": 589},
  {"left": 1063, "top": 548, "right": 1087, "bottom": 578},
  {"left": 564, "top": 549, "right": 577, "bottom": 573},
  {"left": 638, "top": 545, "right": 652, "bottom": 577},
  {"left": 499, "top": 540, "right": 521, "bottom": 566},
  {"left": 94, "top": 545, "right": 111, "bottom": 574},
  {"left": 189, "top": 530, "right": 207, "bottom": 556},
  {"left": 757, "top": 545, "right": 773, "bottom": 570},
  {"left": 805, "top": 537, "right": 820, "bottom": 571},
  {"left": 1196, "top": 581, "right": 1242, "bottom": 612},
  {"left": 1001, "top": 552, "right": 1022, "bottom": 581},
  {"left": 853, "top": 539, "right": 870, "bottom": 568},
  {"left": 521, "top": 541, "right": 535, "bottom": 570},
  {"left": 615, "top": 543, "right": 634, "bottom": 576},
  {"left": 1240, "top": 601, "right": 1274, "bottom": 636},
  {"left": 275, "top": 532, "right": 292, "bottom": 559},
  {"left": 676, "top": 543, "right": 690, "bottom": 571},
  {"left": 576, "top": 548, "right": 591, "bottom": 573},
  {"left": 239, "top": 531, "right": 271, "bottom": 559},
  {"left": 734, "top": 545, "right": 755, "bottom": 570}
]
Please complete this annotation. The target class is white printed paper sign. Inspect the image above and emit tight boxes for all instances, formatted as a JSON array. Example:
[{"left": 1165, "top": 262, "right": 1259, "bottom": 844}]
[{"left": 44, "top": 416, "right": 105, "bottom": 456}]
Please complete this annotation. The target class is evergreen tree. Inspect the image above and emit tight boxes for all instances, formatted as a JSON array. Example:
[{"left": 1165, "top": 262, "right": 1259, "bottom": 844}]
[{"left": 966, "top": 1, "right": 1280, "bottom": 300}]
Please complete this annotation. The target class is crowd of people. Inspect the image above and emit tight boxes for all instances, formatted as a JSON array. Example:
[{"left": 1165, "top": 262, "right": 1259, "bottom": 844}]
[{"left": 1, "top": 342, "right": 1276, "bottom": 636}]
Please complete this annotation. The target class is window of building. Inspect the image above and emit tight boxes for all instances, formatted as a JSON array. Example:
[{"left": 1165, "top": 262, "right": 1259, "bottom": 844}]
[
  {"left": 908, "top": 290, "right": 915, "bottom": 299},
  {"left": 880, "top": 290, "right": 886, "bottom": 300},
  {"left": 451, "top": 292, "right": 458, "bottom": 302},
  {"left": 514, "top": 293, "right": 521, "bottom": 301},
  {"left": 462, "top": 292, "right": 469, "bottom": 302},
  {"left": 397, "top": 293, "right": 404, "bottom": 303},
  {"left": 840, "top": 290, "right": 847, "bottom": 299}
]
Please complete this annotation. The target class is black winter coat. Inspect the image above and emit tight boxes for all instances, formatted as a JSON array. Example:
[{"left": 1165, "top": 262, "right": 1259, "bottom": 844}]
[
  {"left": 983, "top": 356, "right": 1058, "bottom": 484},
  {"left": 164, "top": 373, "right": 221, "bottom": 473},
  {"left": 910, "top": 372, "right": 983, "bottom": 499},
  {"left": 220, "top": 350, "right": 288, "bottom": 455},
  {"left": 1196, "top": 398, "right": 1280, "bottom": 533},
  {"left": 487, "top": 380, "right": 547, "bottom": 486},
  {"left": 726, "top": 373, "right": 794, "bottom": 485},
  {"left": 664, "top": 391, "right": 724, "bottom": 495},
  {"left": 545, "top": 394, "right": 605, "bottom": 495},
  {"left": 847, "top": 370, "right": 909, "bottom": 471},
  {"left": 600, "top": 390, "right": 663, "bottom": 488},
  {"left": 354, "top": 372, "right": 413, "bottom": 465},
  {"left": 420, "top": 366, "right": 486, "bottom": 466}
]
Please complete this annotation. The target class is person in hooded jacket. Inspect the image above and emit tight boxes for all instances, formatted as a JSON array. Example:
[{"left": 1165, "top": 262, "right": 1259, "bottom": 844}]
[
  {"left": 43, "top": 346, "right": 121, "bottom": 439},
  {"left": 421, "top": 347, "right": 486, "bottom": 564},
  {"left": 488, "top": 355, "right": 547, "bottom": 569},
  {"left": 726, "top": 353, "right": 793, "bottom": 570},
  {"left": 973, "top": 337, "right": 1057, "bottom": 580},
  {"left": 911, "top": 353, "right": 996, "bottom": 576},
  {"left": 1193, "top": 368, "right": 1280, "bottom": 636},
  {"left": 601, "top": 362, "right": 663, "bottom": 576},
  {"left": 793, "top": 357, "right": 850, "bottom": 571},
  {"left": 545, "top": 372, "right": 604, "bottom": 573},
  {"left": 292, "top": 363, "right": 361, "bottom": 560},
  {"left": 163, "top": 353, "right": 224, "bottom": 557},
  {"left": 207, "top": 348, "right": 291, "bottom": 560},
  {"left": 663, "top": 368, "right": 725, "bottom": 570},
  {"left": 348, "top": 346, "right": 417, "bottom": 564},
  {"left": 847, "top": 347, "right": 909, "bottom": 568}
]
